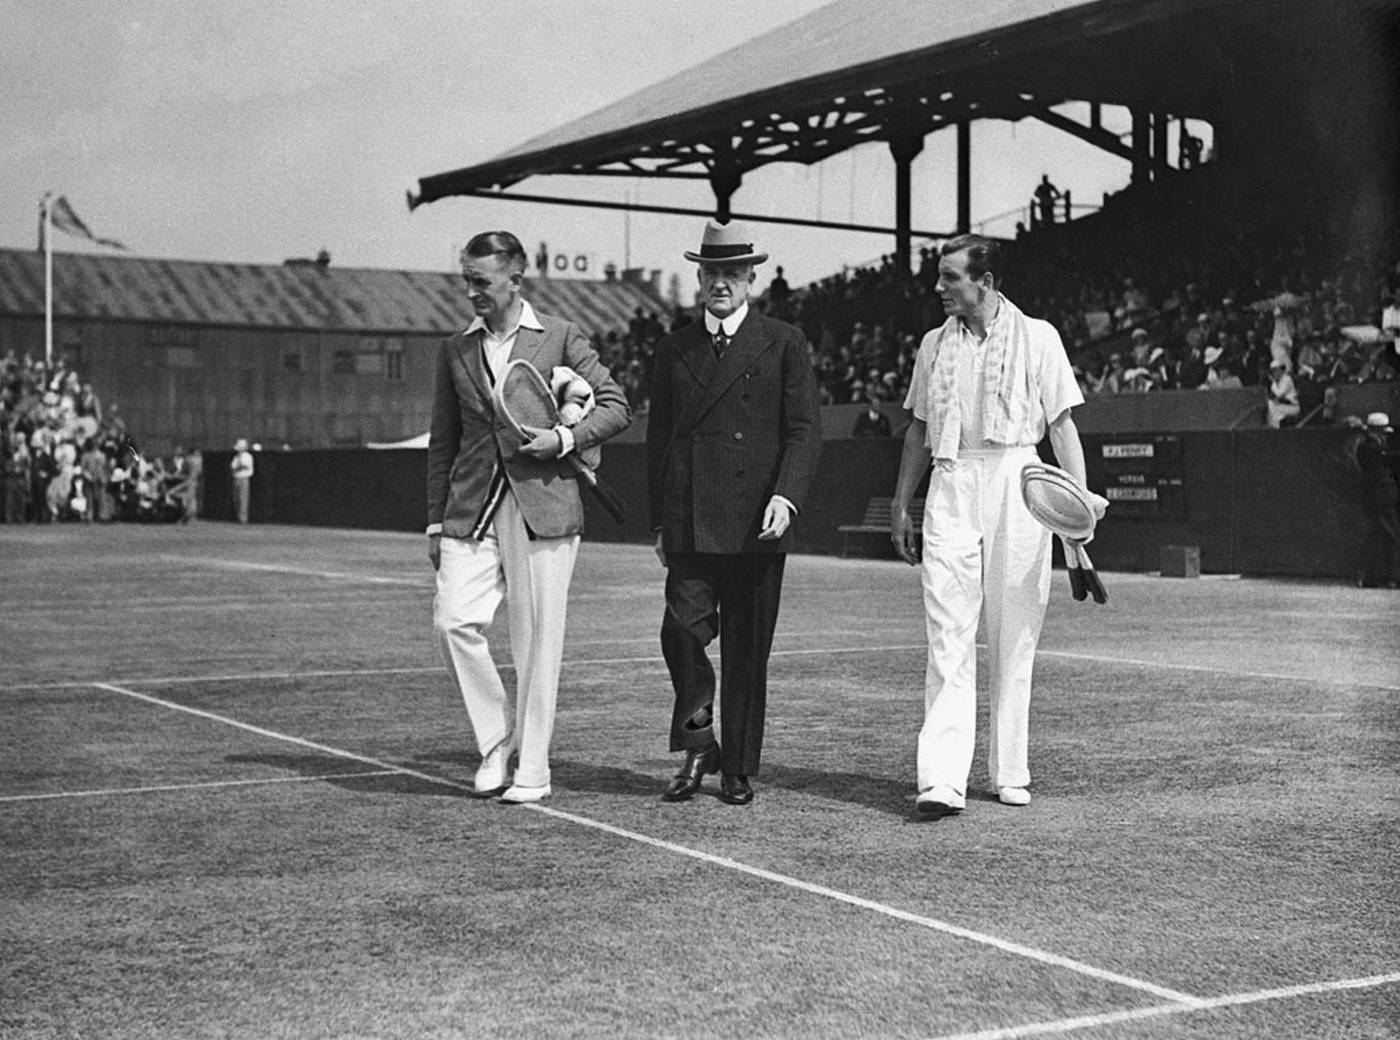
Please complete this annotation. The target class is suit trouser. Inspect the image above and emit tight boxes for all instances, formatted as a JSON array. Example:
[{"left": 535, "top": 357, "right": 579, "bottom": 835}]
[
  {"left": 918, "top": 446, "right": 1052, "bottom": 794},
  {"left": 433, "top": 491, "right": 579, "bottom": 788},
  {"left": 661, "top": 552, "right": 785, "bottom": 776},
  {"left": 233, "top": 477, "right": 250, "bottom": 523}
]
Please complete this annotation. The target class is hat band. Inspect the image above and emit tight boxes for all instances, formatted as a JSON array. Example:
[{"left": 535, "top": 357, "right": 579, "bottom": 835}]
[{"left": 695, "top": 242, "right": 755, "bottom": 260}]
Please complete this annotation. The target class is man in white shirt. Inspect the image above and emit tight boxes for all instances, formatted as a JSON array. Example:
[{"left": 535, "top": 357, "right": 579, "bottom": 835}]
[
  {"left": 230, "top": 438, "right": 254, "bottom": 523},
  {"left": 427, "top": 231, "right": 630, "bottom": 804},
  {"left": 890, "top": 234, "right": 1103, "bottom": 818}
]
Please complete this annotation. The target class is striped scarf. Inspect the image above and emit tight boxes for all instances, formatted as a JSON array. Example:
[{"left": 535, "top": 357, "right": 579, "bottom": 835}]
[{"left": 922, "top": 293, "right": 1036, "bottom": 461}]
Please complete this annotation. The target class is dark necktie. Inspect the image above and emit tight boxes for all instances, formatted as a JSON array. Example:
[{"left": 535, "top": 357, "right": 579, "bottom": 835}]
[{"left": 712, "top": 329, "right": 728, "bottom": 359}]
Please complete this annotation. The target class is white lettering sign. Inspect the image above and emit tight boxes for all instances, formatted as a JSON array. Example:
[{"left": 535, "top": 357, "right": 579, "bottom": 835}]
[{"left": 1103, "top": 444, "right": 1155, "bottom": 459}]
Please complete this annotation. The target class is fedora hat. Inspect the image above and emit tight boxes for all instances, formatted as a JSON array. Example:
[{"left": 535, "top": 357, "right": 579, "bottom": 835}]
[
  {"left": 683, "top": 219, "right": 768, "bottom": 265},
  {"left": 1365, "top": 411, "right": 1393, "bottom": 432}
]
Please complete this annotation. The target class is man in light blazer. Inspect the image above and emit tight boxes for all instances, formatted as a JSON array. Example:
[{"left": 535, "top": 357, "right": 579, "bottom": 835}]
[
  {"left": 428, "top": 230, "right": 630, "bottom": 804},
  {"left": 646, "top": 219, "right": 823, "bottom": 805}
]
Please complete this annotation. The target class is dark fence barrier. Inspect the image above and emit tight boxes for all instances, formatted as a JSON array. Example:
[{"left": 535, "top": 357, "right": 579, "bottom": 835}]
[{"left": 204, "top": 425, "right": 1370, "bottom": 579}]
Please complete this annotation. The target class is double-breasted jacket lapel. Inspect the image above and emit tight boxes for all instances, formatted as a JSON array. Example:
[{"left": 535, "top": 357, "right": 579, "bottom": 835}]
[{"left": 682, "top": 313, "right": 769, "bottom": 430}]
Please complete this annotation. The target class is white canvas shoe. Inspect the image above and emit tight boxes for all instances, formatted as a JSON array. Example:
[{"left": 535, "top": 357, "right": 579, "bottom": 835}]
[
  {"left": 499, "top": 783, "right": 551, "bottom": 804},
  {"left": 472, "top": 743, "right": 513, "bottom": 796},
  {"left": 915, "top": 784, "right": 965, "bottom": 817},
  {"left": 997, "top": 786, "right": 1031, "bottom": 806}
]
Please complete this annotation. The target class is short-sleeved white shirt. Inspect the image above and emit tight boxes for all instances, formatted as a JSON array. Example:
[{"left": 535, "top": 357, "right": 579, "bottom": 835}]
[{"left": 903, "top": 311, "right": 1083, "bottom": 452}]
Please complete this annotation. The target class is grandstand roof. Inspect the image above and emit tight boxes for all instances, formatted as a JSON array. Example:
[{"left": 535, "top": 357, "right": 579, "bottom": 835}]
[
  {"left": 0, "top": 249, "right": 665, "bottom": 338},
  {"left": 413, "top": 0, "right": 1213, "bottom": 202},
  {"left": 413, "top": 0, "right": 1384, "bottom": 206}
]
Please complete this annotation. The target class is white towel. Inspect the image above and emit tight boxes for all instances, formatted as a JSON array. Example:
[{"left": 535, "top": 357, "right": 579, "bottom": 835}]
[{"left": 922, "top": 294, "right": 1036, "bottom": 460}]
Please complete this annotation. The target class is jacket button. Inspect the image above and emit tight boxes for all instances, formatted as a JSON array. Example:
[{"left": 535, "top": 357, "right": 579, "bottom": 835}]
[{"left": 734, "top": 432, "right": 743, "bottom": 440}]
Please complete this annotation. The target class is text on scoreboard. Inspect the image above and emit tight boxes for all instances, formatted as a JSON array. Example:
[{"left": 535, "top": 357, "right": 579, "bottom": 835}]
[{"left": 1099, "top": 436, "right": 1185, "bottom": 518}]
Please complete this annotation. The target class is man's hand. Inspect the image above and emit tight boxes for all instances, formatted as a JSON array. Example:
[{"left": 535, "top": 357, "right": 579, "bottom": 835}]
[
  {"left": 890, "top": 505, "right": 920, "bottom": 565},
  {"left": 653, "top": 532, "right": 667, "bottom": 568},
  {"left": 428, "top": 533, "right": 442, "bottom": 571},
  {"left": 758, "top": 496, "right": 793, "bottom": 541},
  {"left": 1089, "top": 490, "right": 1110, "bottom": 522},
  {"left": 519, "top": 425, "right": 564, "bottom": 460}
]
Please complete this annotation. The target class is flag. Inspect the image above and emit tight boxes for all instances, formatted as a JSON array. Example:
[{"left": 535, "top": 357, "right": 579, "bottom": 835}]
[{"left": 40, "top": 195, "right": 127, "bottom": 251}]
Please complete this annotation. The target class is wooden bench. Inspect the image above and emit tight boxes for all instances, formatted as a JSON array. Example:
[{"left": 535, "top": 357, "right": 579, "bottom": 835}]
[{"left": 837, "top": 497, "right": 923, "bottom": 558}]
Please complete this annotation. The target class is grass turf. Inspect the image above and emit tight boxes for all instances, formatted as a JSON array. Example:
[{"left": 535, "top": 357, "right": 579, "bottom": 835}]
[{"left": 1, "top": 523, "right": 1397, "bottom": 1039}]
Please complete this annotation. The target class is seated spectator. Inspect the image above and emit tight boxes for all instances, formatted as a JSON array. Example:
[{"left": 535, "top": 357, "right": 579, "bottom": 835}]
[
  {"left": 1117, "top": 280, "right": 1152, "bottom": 329},
  {"left": 1144, "top": 346, "right": 1173, "bottom": 389},
  {"left": 1382, "top": 289, "right": 1400, "bottom": 338},
  {"left": 850, "top": 388, "right": 892, "bottom": 438},
  {"left": 1175, "top": 343, "right": 1207, "bottom": 390},
  {"left": 1201, "top": 347, "right": 1243, "bottom": 389},
  {"left": 1120, "top": 367, "right": 1156, "bottom": 393},
  {"left": 1098, "top": 353, "right": 1127, "bottom": 393},
  {"left": 1265, "top": 360, "right": 1301, "bottom": 427}
]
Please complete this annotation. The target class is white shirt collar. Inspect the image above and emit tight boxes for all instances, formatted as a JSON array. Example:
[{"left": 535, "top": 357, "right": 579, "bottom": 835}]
[
  {"left": 704, "top": 301, "right": 748, "bottom": 338},
  {"left": 956, "top": 293, "right": 1005, "bottom": 343},
  {"left": 465, "top": 299, "right": 544, "bottom": 338}
]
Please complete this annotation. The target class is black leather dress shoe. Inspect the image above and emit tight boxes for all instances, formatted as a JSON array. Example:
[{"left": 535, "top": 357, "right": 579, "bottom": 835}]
[
  {"left": 662, "top": 743, "right": 721, "bottom": 802},
  {"left": 718, "top": 773, "right": 753, "bottom": 805}
]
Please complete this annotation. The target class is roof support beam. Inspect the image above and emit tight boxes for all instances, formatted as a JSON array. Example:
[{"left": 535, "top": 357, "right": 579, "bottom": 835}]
[
  {"left": 1131, "top": 107, "right": 1151, "bottom": 183},
  {"left": 889, "top": 131, "right": 925, "bottom": 275},
  {"left": 445, "top": 188, "right": 955, "bottom": 238},
  {"left": 956, "top": 120, "right": 971, "bottom": 233},
  {"left": 1030, "top": 105, "right": 1137, "bottom": 163}
]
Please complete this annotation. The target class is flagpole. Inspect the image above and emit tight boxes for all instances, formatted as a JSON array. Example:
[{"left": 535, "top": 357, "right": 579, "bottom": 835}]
[{"left": 43, "top": 193, "right": 53, "bottom": 367}]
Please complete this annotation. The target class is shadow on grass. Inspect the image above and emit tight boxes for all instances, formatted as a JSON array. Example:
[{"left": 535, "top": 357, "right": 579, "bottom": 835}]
[
  {"left": 759, "top": 762, "right": 912, "bottom": 818},
  {"left": 549, "top": 759, "right": 668, "bottom": 796},
  {"left": 413, "top": 749, "right": 665, "bottom": 797},
  {"left": 225, "top": 752, "right": 465, "bottom": 797}
]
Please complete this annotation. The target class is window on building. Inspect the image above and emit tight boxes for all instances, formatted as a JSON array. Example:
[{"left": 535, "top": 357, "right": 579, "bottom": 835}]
[
  {"left": 284, "top": 348, "right": 303, "bottom": 372},
  {"left": 332, "top": 350, "right": 356, "bottom": 375},
  {"left": 384, "top": 340, "right": 404, "bottom": 381}
]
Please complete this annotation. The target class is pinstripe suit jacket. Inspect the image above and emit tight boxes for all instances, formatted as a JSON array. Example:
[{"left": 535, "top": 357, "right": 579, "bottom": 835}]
[
  {"left": 427, "top": 311, "right": 630, "bottom": 539},
  {"left": 647, "top": 310, "right": 822, "bottom": 554}
]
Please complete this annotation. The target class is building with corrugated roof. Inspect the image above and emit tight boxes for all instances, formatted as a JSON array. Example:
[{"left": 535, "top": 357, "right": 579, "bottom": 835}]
[{"left": 0, "top": 248, "right": 666, "bottom": 452}]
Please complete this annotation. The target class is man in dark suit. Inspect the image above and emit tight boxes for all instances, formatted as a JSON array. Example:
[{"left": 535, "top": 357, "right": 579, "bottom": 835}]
[
  {"left": 428, "top": 230, "right": 630, "bottom": 804},
  {"left": 646, "top": 220, "right": 823, "bottom": 805}
]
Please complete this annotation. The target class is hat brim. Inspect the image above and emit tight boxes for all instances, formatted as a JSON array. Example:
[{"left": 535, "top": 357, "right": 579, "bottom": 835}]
[
  {"left": 684, "top": 250, "right": 768, "bottom": 265},
  {"left": 1020, "top": 462, "right": 1098, "bottom": 541}
]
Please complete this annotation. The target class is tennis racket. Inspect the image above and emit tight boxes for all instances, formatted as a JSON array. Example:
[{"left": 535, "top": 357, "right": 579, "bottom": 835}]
[
  {"left": 1064, "top": 538, "right": 1107, "bottom": 604},
  {"left": 1061, "top": 536, "right": 1089, "bottom": 601},
  {"left": 494, "top": 359, "right": 628, "bottom": 524},
  {"left": 1022, "top": 462, "right": 1108, "bottom": 605}
]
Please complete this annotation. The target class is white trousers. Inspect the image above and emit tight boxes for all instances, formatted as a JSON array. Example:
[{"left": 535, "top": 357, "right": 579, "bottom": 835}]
[
  {"left": 433, "top": 492, "right": 579, "bottom": 789},
  {"left": 918, "top": 446, "right": 1052, "bottom": 794}
]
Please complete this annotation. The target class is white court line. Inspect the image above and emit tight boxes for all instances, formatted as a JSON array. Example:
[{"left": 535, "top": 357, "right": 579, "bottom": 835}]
[
  {"left": 927, "top": 971, "right": 1400, "bottom": 1040},
  {"left": 1037, "top": 648, "right": 1400, "bottom": 694},
  {"left": 86, "top": 679, "right": 1201, "bottom": 1007},
  {"left": 7, "top": 638, "right": 1397, "bottom": 695},
  {"left": 157, "top": 555, "right": 425, "bottom": 586},
  {"left": 0, "top": 646, "right": 925, "bottom": 694},
  {"left": 0, "top": 769, "right": 399, "bottom": 804},
  {"left": 525, "top": 801, "right": 1203, "bottom": 1006}
]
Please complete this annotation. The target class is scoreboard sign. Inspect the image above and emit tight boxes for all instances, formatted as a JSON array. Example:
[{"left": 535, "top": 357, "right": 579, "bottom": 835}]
[{"left": 1099, "top": 436, "right": 1185, "bottom": 518}]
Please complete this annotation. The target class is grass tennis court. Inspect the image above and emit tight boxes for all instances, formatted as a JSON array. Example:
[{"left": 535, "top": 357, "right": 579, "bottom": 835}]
[{"left": 2, "top": 522, "right": 1398, "bottom": 1039}]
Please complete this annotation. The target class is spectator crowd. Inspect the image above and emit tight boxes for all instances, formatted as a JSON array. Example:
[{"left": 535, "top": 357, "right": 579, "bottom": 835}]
[
  {"left": 1, "top": 351, "right": 202, "bottom": 524},
  {"left": 583, "top": 170, "right": 1399, "bottom": 437}
]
